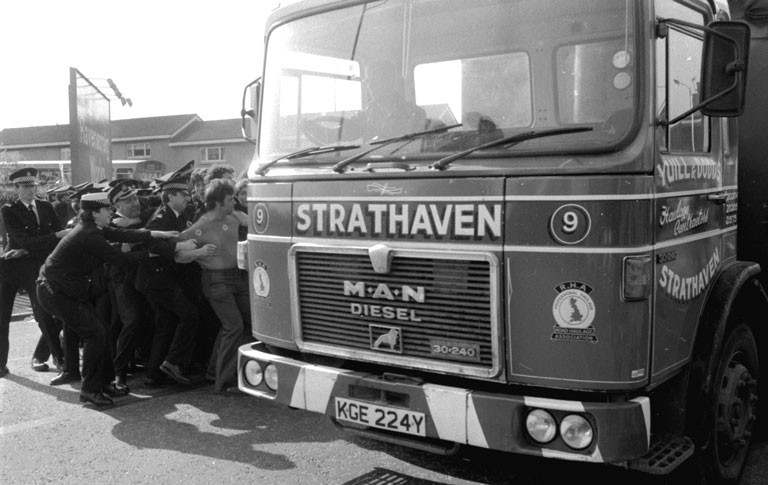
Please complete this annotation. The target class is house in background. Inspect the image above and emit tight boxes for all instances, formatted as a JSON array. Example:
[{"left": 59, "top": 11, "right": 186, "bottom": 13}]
[
  {"left": 111, "top": 114, "right": 202, "bottom": 166},
  {"left": 0, "top": 114, "right": 256, "bottom": 183},
  {"left": 169, "top": 118, "right": 255, "bottom": 177}
]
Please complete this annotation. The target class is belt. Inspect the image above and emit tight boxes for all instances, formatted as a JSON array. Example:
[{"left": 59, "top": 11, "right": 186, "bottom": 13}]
[{"left": 202, "top": 267, "right": 243, "bottom": 274}]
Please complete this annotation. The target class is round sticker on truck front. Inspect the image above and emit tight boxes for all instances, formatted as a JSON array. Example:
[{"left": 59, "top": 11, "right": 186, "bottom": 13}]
[
  {"left": 549, "top": 204, "right": 591, "bottom": 245},
  {"left": 551, "top": 281, "right": 598, "bottom": 343},
  {"left": 253, "top": 262, "right": 270, "bottom": 298},
  {"left": 253, "top": 203, "right": 269, "bottom": 234}
]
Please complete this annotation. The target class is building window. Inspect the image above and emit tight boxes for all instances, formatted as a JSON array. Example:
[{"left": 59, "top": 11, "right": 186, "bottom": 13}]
[
  {"left": 128, "top": 143, "right": 151, "bottom": 158},
  {"left": 60, "top": 147, "right": 71, "bottom": 160},
  {"left": 114, "top": 168, "right": 134, "bottom": 180},
  {"left": 201, "top": 147, "right": 224, "bottom": 162}
]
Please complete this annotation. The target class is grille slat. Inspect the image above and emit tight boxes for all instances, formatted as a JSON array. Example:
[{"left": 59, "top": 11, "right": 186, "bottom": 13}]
[
  {"left": 295, "top": 250, "right": 495, "bottom": 370},
  {"left": 300, "top": 297, "right": 492, "bottom": 315}
]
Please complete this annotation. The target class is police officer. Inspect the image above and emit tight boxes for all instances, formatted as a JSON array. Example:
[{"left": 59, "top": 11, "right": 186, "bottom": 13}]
[
  {"left": 137, "top": 174, "right": 203, "bottom": 387},
  {"left": 36, "top": 191, "right": 178, "bottom": 406},
  {"left": 106, "top": 180, "right": 156, "bottom": 391},
  {"left": 0, "top": 168, "right": 68, "bottom": 378},
  {"left": 51, "top": 185, "right": 76, "bottom": 228}
]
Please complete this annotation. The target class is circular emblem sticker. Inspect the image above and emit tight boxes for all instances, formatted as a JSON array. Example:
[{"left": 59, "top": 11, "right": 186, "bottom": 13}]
[
  {"left": 551, "top": 281, "right": 598, "bottom": 343},
  {"left": 222, "top": 223, "right": 229, "bottom": 231},
  {"left": 553, "top": 290, "right": 595, "bottom": 328},
  {"left": 195, "top": 229, "right": 203, "bottom": 237},
  {"left": 549, "top": 204, "right": 591, "bottom": 245},
  {"left": 252, "top": 263, "right": 270, "bottom": 298},
  {"left": 253, "top": 203, "right": 269, "bottom": 234}
]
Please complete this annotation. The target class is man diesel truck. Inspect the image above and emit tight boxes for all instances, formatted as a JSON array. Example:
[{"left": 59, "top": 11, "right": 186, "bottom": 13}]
[{"left": 236, "top": 0, "right": 768, "bottom": 482}]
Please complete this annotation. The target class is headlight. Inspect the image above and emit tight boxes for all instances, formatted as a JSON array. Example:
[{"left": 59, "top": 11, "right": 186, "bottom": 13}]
[
  {"left": 236, "top": 241, "right": 248, "bottom": 270},
  {"left": 560, "top": 414, "right": 593, "bottom": 449},
  {"left": 243, "top": 360, "right": 263, "bottom": 387},
  {"left": 526, "top": 409, "right": 557, "bottom": 443},
  {"left": 264, "top": 364, "right": 278, "bottom": 391}
]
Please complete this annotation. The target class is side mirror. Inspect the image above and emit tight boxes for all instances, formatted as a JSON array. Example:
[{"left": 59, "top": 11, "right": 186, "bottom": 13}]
[
  {"left": 700, "top": 21, "right": 750, "bottom": 117},
  {"left": 240, "top": 77, "right": 261, "bottom": 144}
]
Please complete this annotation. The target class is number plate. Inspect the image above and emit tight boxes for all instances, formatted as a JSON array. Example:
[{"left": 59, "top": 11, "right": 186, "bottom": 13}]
[{"left": 335, "top": 398, "right": 426, "bottom": 437}]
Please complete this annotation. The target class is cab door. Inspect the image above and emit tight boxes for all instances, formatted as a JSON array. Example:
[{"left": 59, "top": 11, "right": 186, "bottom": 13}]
[{"left": 651, "top": 0, "right": 733, "bottom": 384}]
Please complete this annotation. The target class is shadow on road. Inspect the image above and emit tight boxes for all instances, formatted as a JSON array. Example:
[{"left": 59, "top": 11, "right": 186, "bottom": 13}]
[
  {"left": 101, "top": 389, "right": 344, "bottom": 471},
  {"left": 2, "top": 372, "right": 84, "bottom": 405}
]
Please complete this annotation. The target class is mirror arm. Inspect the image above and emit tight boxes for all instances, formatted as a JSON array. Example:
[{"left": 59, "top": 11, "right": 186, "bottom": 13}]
[
  {"left": 657, "top": 18, "right": 739, "bottom": 48},
  {"left": 655, "top": 18, "right": 745, "bottom": 126},
  {"left": 657, "top": 80, "right": 738, "bottom": 126},
  {"left": 657, "top": 17, "right": 743, "bottom": 62}
]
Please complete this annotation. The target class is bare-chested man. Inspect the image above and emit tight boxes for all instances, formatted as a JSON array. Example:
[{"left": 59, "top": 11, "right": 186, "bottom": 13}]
[{"left": 178, "top": 179, "right": 250, "bottom": 396}]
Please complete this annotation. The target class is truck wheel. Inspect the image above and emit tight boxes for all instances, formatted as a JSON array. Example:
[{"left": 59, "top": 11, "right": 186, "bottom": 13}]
[{"left": 697, "top": 324, "right": 759, "bottom": 484}]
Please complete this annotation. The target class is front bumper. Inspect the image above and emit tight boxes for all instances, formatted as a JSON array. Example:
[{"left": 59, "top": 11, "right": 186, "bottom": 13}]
[{"left": 238, "top": 342, "right": 651, "bottom": 463}]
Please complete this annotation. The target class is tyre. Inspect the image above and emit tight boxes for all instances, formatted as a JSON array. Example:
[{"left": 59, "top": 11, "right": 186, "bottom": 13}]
[{"left": 691, "top": 324, "right": 759, "bottom": 484}]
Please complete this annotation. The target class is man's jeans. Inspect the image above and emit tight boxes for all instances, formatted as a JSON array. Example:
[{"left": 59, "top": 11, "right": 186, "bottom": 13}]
[{"left": 202, "top": 268, "right": 251, "bottom": 391}]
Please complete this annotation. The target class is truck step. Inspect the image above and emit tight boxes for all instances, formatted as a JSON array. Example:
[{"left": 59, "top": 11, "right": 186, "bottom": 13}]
[{"left": 627, "top": 436, "right": 694, "bottom": 475}]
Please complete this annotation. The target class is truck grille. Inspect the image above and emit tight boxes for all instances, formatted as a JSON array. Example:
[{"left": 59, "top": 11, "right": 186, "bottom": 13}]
[{"left": 292, "top": 245, "right": 500, "bottom": 377}]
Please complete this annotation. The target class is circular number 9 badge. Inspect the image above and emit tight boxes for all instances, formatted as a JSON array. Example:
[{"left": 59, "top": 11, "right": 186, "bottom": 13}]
[
  {"left": 252, "top": 203, "right": 269, "bottom": 234},
  {"left": 549, "top": 204, "right": 591, "bottom": 245}
]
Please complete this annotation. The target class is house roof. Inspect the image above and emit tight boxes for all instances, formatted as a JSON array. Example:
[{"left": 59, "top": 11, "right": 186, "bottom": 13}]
[
  {"left": 170, "top": 118, "right": 247, "bottom": 145},
  {"left": 0, "top": 124, "right": 71, "bottom": 147},
  {"left": 0, "top": 114, "right": 203, "bottom": 148},
  {"left": 112, "top": 114, "right": 201, "bottom": 139}
]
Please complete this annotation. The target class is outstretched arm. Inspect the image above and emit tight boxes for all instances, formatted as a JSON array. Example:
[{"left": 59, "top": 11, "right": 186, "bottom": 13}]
[{"left": 174, "top": 243, "right": 217, "bottom": 263}]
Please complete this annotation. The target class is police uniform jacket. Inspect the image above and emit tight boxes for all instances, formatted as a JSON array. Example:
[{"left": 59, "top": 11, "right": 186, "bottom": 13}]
[
  {"left": 1, "top": 198, "right": 61, "bottom": 260},
  {"left": 52, "top": 200, "right": 76, "bottom": 228},
  {"left": 0, "top": 199, "right": 61, "bottom": 280},
  {"left": 41, "top": 221, "right": 152, "bottom": 302},
  {"left": 107, "top": 206, "right": 156, "bottom": 286},
  {"left": 135, "top": 205, "right": 189, "bottom": 292}
]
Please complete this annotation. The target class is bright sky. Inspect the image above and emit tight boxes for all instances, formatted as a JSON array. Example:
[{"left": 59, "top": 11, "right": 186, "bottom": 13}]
[{"left": 0, "top": 0, "right": 273, "bottom": 131}]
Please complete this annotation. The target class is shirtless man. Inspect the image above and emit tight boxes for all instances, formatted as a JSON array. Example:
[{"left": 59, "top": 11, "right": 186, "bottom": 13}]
[{"left": 178, "top": 179, "right": 250, "bottom": 396}]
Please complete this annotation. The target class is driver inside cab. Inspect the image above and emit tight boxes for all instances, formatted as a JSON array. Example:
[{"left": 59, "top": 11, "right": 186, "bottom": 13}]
[{"left": 302, "top": 60, "right": 427, "bottom": 143}]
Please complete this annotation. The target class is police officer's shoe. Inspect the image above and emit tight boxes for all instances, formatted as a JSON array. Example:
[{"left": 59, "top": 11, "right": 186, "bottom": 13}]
[
  {"left": 102, "top": 382, "right": 130, "bottom": 397},
  {"left": 114, "top": 374, "right": 129, "bottom": 388},
  {"left": 160, "top": 361, "right": 191, "bottom": 385},
  {"left": 31, "top": 358, "right": 49, "bottom": 372},
  {"left": 144, "top": 373, "right": 174, "bottom": 388},
  {"left": 0, "top": 366, "right": 9, "bottom": 378},
  {"left": 79, "top": 391, "right": 114, "bottom": 407},
  {"left": 52, "top": 356, "right": 65, "bottom": 373},
  {"left": 50, "top": 371, "right": 81, "bottom": 386}
]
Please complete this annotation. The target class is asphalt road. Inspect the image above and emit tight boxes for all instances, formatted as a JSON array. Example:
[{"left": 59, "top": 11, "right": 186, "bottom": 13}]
[{"left": 2, "top": 316, "right": 767, "bottom": 484}]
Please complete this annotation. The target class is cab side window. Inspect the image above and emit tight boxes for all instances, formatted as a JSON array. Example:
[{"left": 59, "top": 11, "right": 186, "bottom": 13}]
[{"left": 655, "top": 0, "right": 710, "bottom": 153}]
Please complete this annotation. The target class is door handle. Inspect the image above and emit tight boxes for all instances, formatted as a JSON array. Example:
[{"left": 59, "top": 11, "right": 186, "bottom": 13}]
[{"left": 707, "top": 192, "right": 728, "bottom": 205}]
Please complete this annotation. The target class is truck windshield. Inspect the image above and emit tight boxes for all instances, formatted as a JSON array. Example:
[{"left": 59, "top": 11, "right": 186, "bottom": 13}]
[{"left": 259, "top": 0, "right": 638, "bottom": 166}]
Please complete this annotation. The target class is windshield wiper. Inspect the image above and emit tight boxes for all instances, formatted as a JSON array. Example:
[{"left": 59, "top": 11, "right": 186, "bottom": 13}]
[
  {"left": 332, "top": 123, "right": 462, "bottom": 173},
  {"left": 255, "top": 144, "right": 361, "bottom": 176},
  {"left": 430, "top": 126, "right": 593, "bottom": 170}
]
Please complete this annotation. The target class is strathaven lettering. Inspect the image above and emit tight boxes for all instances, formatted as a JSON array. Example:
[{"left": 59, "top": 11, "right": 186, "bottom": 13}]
[
  {"left": 296, "top": 203, "right": 501, "bottom": 238},
  {"left": 658, "top": 247, "right": 720, "bottom": 302}
]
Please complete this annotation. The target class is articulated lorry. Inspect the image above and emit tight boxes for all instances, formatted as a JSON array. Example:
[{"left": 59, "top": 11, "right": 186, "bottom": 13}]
[{"left": 236, "top": 0, "right": 768, "bottom": 482}]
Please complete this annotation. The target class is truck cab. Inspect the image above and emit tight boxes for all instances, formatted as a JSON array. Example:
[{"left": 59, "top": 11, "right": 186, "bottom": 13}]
[{"left": 237, "top": 0, "right": 767, "bottom": 482}]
